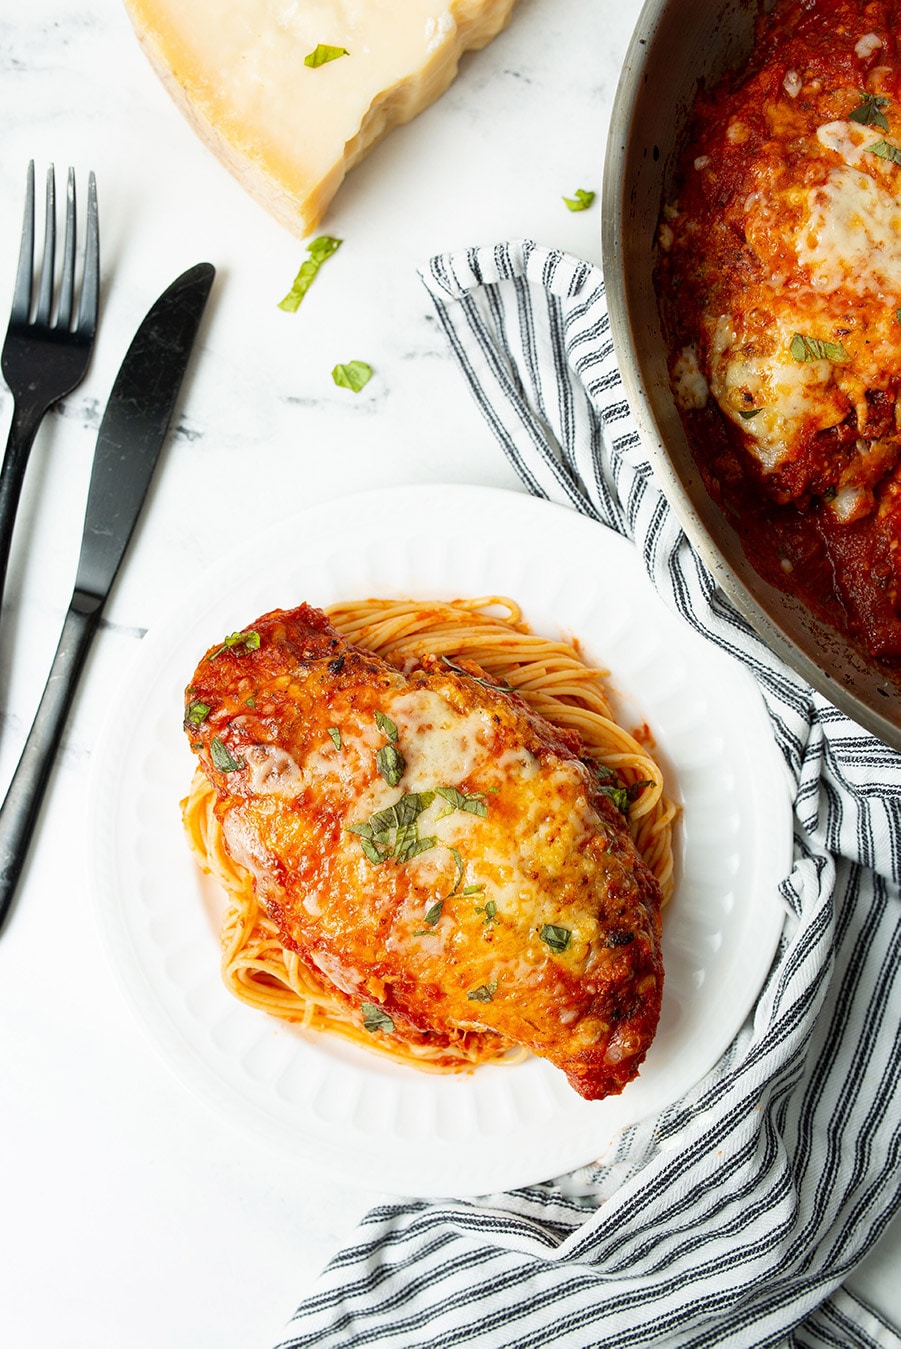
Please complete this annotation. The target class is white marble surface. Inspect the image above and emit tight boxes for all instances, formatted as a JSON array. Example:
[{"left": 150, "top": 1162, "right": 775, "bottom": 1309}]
[{"left": 0, "top": 2, "right": 898, "bottom": 1347}]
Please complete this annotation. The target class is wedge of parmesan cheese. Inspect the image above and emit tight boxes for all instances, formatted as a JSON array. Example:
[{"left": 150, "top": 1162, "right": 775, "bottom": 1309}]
[{"left": 123, "top": 0, "right": 521, "bottom": 237}]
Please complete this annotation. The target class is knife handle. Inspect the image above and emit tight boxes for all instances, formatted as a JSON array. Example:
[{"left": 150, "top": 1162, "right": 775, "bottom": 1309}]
[
  {"left": 0, "top": 399, "right": 46, "bottom": 612},
  {"left": 0, "top": 590, "right": 101, "bottom": 935}
]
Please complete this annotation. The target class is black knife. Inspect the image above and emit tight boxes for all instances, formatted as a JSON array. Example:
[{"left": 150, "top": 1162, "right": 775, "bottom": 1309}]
[{"left": 0, "top": 260, "right": 215, "bottom": 935}]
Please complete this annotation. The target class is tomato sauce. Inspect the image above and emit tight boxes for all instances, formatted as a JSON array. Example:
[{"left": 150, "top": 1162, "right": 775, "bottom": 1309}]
[{"left": 656, "top": 0, "right": 901, "bottom": 664}]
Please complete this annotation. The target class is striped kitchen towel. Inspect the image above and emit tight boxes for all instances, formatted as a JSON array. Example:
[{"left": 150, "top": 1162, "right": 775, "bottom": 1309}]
[{"left": 273, "top": 243, "right": 901, "bottom": 1348}]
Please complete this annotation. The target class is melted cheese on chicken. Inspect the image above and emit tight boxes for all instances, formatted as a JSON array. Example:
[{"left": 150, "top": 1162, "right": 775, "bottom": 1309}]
[{"left": 185, "top": 604, "right": 664, "bottom": 1100}]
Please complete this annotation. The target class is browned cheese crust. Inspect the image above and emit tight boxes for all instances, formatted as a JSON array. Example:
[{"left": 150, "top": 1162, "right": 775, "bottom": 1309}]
[{"left": 185, "top": 604, "right": 664, "bottom": 1100}]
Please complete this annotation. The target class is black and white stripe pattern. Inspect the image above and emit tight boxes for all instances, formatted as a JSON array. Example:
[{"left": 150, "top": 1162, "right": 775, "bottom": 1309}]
[{"left": 274, "top": 243, "right": 901, "bottom": 1349}]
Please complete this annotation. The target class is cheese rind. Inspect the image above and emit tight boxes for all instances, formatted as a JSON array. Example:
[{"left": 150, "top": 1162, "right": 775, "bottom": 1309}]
[{"left": 123, "top": 0, "right": 521, "bottom": 236}]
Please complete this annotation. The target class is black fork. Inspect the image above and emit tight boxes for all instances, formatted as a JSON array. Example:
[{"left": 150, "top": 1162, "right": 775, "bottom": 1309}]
[{"left": 0, "top": 162, "right": 99, "bottom": 608}]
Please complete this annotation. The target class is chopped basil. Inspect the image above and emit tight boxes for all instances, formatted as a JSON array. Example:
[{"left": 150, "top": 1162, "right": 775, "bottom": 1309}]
[
  {"left": 738, "top": 408, "right": 762, "bottom": 420},
  {"left": 374, "top": 711, "right": 398, "bottom": 742},
  {"left": 357, "top": 836, "right": 388, "bottom": 865},
  {"left": 592, "top": 760, "right": 642, "bottom": 814},
  {"left": 540, "top": 923, "right": 572, "bottom": 953},
  {"left": 447, "top": 846, "right": 464, "bottom": 896},
  {"left": 304, "top": 43, "right": 349, "bottom": 67},
  {"left": 598, "top": 783, "right": 631, "bottom": 814},
  {"left": 440, "top": 654, "right": 511, "bottom": 692},
  {"left": 563, "top": 188, "right": 596, "bottom": 212},
  {"left": 462, "top": 884, "right": 484, "bottom": 896},
  {"left": 789, "top": 333, "right": 849, "bottom": 364},
  {"left": 332, "top": 360, "right": 373, "bottom": 392},
  {"left": 278, "top": 236, "right": 343, "bottom": 312},
  {"left": 361, "top": 1002, "right": 394, "bottom": 1034},
  {"left": 823, "top": 485, "right": 837, "bottom": 502},
  {"left": 849, "top": 92, "right": 890, "bottom": 132},
  {"left": 184, "top": 700, "right": 210, "bottom": 726},
  {"left": 207, "top": 630, "right": 261, "bottom": 661},
  {"left": 864, "top": 139, "right": 901, "bottom": 166},
  {"left": 369, "top": 792, "right": 435, "bottom": 834},
  {"left": 350, "top": 791, "right": 435, "bottom": 864},
  {"left": 245, "top": 695, "right": 256, "bottom": 709},
  {"left": 376, "top": 743, "right": 405, "bottom": 787},
  {"left": 327, "top": 727, "right": 342, "bottom": 750},
  {"left": 476, "top": 899, "right": 498, "bottom": 924},
  {"left": 467, "top": 981, "right": 497, "bottom": 1002},
  {"left": 394, "top": 824, "right": 437, "bottom": 864},
  {"left": 210, "top": 736, "right": 244, "bottom": 773},
  {"left": 896, "top": 308, "right": 901, "bottom": 326},
  {"left": 436, "top": 785, "right": 487, "bottom": 818},
  {"left": 424, "top": 900, "right": 444, "bottom": 926},
  {"left": 413, "top": 899, "right": 444, "bottom": 936}
]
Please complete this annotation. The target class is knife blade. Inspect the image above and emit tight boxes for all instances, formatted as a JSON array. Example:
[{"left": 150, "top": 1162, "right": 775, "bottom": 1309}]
[{"left": 0, "top": 260, "right": 215, "bottom": 935}]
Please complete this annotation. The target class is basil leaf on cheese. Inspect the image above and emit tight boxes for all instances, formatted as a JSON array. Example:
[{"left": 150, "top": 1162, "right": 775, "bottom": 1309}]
[
  {"left": 368, "top": 792, "right": 434, "bottom": 835},
  {"left": 358, "top": 836, "right": 388, "bottom": 865},
  {"left": 210, "top": 736, "right": 245, "bottom": 773},
  {"left": 789, "top": 333, "right": 850, "bottom": 363},
  {"left": 278, "top": 236, "right": 342, "bottom": 311},
  {"left": 393, "top": 824, "right": 437, "bottom": 864},
  {"left": 539, "top": 923, "right": 572, "bottom": 953},
  {"left": 332, "top": 360, "right": 373, "bottom": 392},
  {"left": 424, "top": 900, "right": 444, "bottom": 926},
  {"left": 436, "top": 785, "right": 487, "bottom": 817},
  {"left": 361, "top": 1002, "right": 394, "bottom": 1033},
  {"left": 304, "top": 43, "right": 349, "bottom": 68},
  {"left": 184, "top": 700, "right": 210, "bottom": 726},
  {"left": 849, "top": 92, "right": 890, "bottom": 132},
  {"left": 374, "top": 711, "right": 398, "bottom": 742},
  {"left": 446, "top": 846, "right": 464, "bottom": 897},
  {"left": 376, "top": 743, "right": 405, "bottom": 787},
  {"left": 327, "top": 727, "right": 342, "bottom": 750},
  {"left": 864, "top": 139, "right": 901, "bottom": 166},
  {"left": 350, "top": 792, "right": 435, "bottom": 864},
  {"left": 467, "top": 982, "right": 497, "bottom": 1003}
]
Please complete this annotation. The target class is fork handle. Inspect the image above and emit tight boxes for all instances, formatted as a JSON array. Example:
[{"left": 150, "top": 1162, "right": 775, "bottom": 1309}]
[
  {"left": 0, "top": 398, "right": 52, "bottom": 608},
  {"left": 0, "top": 588, "right": 101, "bottom": 934}
]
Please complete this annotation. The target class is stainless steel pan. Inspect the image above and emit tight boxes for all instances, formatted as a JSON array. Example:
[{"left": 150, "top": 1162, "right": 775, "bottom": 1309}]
[{"left": 602, "top": 0, "right": 901, "bottom": 747}]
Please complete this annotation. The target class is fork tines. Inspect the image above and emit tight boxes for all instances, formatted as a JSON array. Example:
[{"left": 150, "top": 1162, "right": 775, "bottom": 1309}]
[{"left": 10, "top": 161, "right": 99, "bottom": 338}]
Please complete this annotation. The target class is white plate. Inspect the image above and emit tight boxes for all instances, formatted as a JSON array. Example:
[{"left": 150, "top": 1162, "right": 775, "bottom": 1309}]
[{"left": 91, "top": 484, "right": 791, "bottom": 1198}]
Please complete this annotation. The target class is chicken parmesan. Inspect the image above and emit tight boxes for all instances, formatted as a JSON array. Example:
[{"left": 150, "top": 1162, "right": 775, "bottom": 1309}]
[
  {"left": 656, "top": 0, "right": 901, "bottom": 662},
  {"left": 182, "top": 598, "right": 675, "bottom": 1101}
]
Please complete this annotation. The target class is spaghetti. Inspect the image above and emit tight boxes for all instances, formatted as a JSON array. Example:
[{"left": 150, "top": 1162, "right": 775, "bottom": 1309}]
[{"left": 183, "top": 595, "right": 678, "bottom": 1073}]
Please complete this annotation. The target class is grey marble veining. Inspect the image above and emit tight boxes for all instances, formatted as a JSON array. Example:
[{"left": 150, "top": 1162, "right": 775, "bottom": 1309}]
[{"left": 0, "top": 1, "right": 897, "bottom": 1346}]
